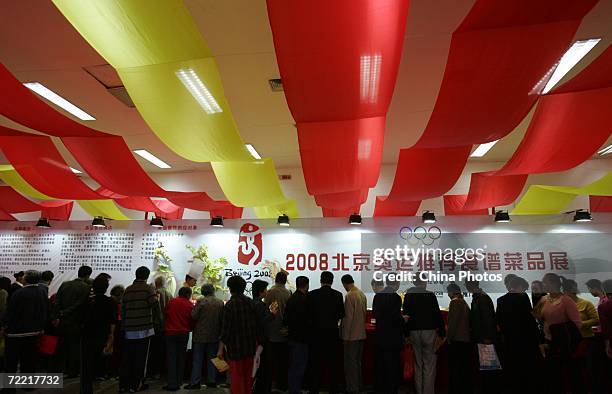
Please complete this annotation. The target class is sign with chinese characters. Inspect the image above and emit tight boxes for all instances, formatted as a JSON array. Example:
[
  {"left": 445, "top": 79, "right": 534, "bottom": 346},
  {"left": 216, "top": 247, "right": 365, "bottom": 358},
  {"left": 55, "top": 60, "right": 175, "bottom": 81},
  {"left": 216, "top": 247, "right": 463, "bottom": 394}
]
[{"left": 0, "top": 216, "right": 611, "bottom": 307}]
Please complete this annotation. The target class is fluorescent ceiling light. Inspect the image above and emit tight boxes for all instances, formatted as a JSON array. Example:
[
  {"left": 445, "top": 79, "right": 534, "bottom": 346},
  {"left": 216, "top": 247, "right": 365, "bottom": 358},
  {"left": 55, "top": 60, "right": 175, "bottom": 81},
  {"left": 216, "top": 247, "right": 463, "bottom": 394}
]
[
  {"left": 541, "top": 38, "right": 601, "bottom": 94},
  {"left": 133, "top": 149, "right": 171, "bottom": 169},
  {"left": 176, "top": 68, "right": 223, "bottom": 114},
  {"left": 598, "top": 144, "right": 612, "bottom": 156},
  {"left": 69, "top": 167, "right": 82, "bottom": 174},
  {"left": 360, "top": 54, "right": 382, "bottom": 104},
  {"left": 23, "top": 82, "right": 95, "bottom": 121},
  {"left": 245, "top": 144, "right": 261, "bottom": 160},
  {"left": 470, "top": 140, "right": 499, "bottom": 157}
]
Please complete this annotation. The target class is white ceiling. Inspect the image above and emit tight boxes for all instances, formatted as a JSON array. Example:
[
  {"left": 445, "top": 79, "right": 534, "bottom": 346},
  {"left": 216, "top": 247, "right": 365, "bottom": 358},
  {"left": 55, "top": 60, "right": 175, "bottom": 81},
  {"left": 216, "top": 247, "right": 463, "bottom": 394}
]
[{"left": 0, "top": 0, "right": 610, "bottom": 177}]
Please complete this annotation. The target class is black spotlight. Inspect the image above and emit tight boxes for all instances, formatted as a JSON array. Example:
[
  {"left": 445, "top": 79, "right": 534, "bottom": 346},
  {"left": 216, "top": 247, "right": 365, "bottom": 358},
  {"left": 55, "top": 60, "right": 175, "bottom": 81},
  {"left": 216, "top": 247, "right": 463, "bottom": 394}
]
[
  {"left": 349, "top": 213, "right": 362, "bottom": 225},
  {"left": 210, "top": 216, "right": 224, "bottom": 227},
  {"left": 422, "top": 211, "right": 436, "bottom": 224},
  {"left": 92, "top": 216, "right": 106, "bottom": 228},
  {"left": 36, "top": 218, "right": 51, "bottom": 228},
  {"left": 573, "top": 209, "right": 592, "bottom": 222},
  {"left": 277, "top": 214, "right": 290, "bottom": 226},
  {"left": 494, "top": 211, "right": 511, "bottom": 223},
  {"left": 150, "top": 216, "right": 164, "bottom": 228}
]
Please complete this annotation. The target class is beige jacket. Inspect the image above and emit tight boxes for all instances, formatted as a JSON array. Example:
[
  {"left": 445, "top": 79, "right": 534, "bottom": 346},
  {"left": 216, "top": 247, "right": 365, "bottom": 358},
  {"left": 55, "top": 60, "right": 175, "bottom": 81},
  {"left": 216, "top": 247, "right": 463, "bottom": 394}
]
[{"left": 341, "top": 286, "right": 367, "bottom": 341}]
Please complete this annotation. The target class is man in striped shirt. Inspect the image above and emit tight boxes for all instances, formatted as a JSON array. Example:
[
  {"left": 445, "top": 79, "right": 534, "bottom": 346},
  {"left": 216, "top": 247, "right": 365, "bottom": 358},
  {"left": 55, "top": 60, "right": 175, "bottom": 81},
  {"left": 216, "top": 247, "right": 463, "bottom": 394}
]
[{"left": 120, "top": 266, "right": 159, "bottom": 393}]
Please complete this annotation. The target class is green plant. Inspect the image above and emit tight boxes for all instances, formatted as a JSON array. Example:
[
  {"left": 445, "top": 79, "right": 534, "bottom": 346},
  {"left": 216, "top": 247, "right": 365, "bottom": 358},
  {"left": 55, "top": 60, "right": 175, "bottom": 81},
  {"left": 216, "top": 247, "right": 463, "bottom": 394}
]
[{"left": 186, "top": 244, "right": 228, "bottom": 294}]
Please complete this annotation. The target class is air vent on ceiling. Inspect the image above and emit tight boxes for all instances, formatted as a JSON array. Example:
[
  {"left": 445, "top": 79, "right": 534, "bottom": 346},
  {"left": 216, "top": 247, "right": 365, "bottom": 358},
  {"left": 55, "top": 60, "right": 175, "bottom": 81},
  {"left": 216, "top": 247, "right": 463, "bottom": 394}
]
[
  {"left": 278, "top": 174, "right": 292, "bottom": 180},
  {"left": 83, "top": 64, "right": 135, "bottom": 107},
  {"left": 268, "top": 78, "right": 283, "bottom": 92}
]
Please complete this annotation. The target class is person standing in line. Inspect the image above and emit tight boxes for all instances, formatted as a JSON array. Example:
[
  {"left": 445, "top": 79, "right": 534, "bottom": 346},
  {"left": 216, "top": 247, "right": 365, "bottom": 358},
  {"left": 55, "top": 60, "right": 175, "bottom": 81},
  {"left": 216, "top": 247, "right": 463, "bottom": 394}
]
[
  {"left": 403, "top": 274, "right": 445, "bottom": 394},
  {"left": 108, "top": 285, "right": 125, "bottom": 380},
  {"left": 586, "top": 279, "right": 608, "bottom": 307},
  {"left": 597, "top": 279, "right": 612, "bottom": 387},
  {"left": 39, "top": 270, "right": 54, "bottom": 298},
  {"left": 80, "top": 275, "right": 117, "bottom": 394},
  {"left": 8, "top": 271, "right": 25, "bottom": 299},
  {"left": 0, "top": 276, "right": 11, "bottom": 318},
  {"left": 148, "top": 276, "right": 172, "bottom": 379},
  {"left": 186, "top": 284, "right": 224, "bottom": 390},
  {"left": 496, "top": 276, "right": 541, "bottom": 394},
  {"left": 563, "top": 279, "right": 601, "bottom": 393},
  {"left": 284, "top": 276, "right": 311, "bottom": 394},
  {"left": 52, "top": 265, "right": 93, "bottom": 378},
  {"left": 446, "top": 283, "right": 472, "bottom": 394},
  {"left": 308, "top": 271, "right": 345, "bottom": 394},
  {"left": 163, "top": 287, "right": 194, "bottom": 391},
  {"left": 252, "top": 279, "right": 276, "bottom": 394},
  {"left": 340, "top": 274, "right": 367, "bottom": 394},
  {"left": 120, "top": 266, "right": 158, "bottom": 393},
  {"left": 372, "top": 276, "right": 404, "bottom": 394},
  {"left": 2, "top": 270, "right": 48, "bottom": 384},
  {"left": 263, "top": 271, "right": 291, "bottom": 392},
  {"left": 465, "top": 279, "right": 499, "bottom": 393},
  {"left": 218, "top": 275, "right": 259, "bottom": 394},
  {"left": 534, "top": 273, "right": 582, "bottom": 394}
]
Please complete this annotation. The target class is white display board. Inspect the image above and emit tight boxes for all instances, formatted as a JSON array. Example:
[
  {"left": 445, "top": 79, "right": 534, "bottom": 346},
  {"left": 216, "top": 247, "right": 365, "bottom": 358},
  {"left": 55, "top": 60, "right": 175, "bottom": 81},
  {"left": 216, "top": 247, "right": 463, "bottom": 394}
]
[{"left": 1, "top": 215, "right": 611, "bottom": 307}]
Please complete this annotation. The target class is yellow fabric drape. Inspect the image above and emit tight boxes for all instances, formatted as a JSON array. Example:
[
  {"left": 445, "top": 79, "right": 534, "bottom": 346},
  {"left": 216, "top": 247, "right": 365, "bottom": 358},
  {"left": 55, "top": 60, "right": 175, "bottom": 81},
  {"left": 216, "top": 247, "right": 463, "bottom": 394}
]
[
  {"left": 52, "top": 0, "right": 295, "bottom": 213},
  {"left": 512, "top": 173, "right": 612, "bottom": 214},
  {"left": 0, "top": 165, "right": 129, "bottom": 220}
]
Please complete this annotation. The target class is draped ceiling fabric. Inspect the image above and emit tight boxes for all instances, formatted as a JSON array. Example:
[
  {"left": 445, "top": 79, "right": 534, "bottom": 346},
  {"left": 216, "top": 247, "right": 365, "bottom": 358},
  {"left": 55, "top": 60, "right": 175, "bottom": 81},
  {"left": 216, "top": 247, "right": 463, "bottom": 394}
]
[
  {"left": 267, "top": 0, "right": 409, "bottom": 212},
  {"left": 375, "top": 0, "right": 597, "bottom": 215},
  {"left": 51, "top": 0, "right": 294, "bottom": 216},
  {"left": 0, "top": 186, "right": 73, "bottom": 220},
  {"left": 373, "top": 197, "right": 420, "bottom": 217},
  {"left": 463, "top": 45, "right": 612, "bottom": 211},
  {"left": 512, "top": 173, "right": 612, "bottom": 215},
  {"left": 0, "top": 210, "right": 15, "bottom": 221},
  {"left": 443, "top": 195, "right": 488, "bottom": 216},
  {"left": 590, "top": 196, "right": 612, "bottom": 212}
]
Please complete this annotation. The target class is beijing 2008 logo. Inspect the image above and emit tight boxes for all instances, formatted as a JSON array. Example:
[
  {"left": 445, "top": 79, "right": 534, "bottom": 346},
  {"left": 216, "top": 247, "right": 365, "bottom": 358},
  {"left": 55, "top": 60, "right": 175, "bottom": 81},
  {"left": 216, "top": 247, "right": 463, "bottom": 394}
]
[
  {"left": 399, "top": 226, "right": 442, "bottom": 246},
  {"left": 238, "top": 223, "right": 262, "bottom": 265}
]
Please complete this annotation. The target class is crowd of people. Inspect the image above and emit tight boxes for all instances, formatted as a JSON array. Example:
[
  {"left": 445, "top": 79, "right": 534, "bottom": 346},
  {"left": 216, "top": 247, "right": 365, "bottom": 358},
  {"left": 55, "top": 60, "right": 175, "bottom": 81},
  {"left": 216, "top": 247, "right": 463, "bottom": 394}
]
[{"left": 0, "top": 266, "right": 611, "bottom": 394}]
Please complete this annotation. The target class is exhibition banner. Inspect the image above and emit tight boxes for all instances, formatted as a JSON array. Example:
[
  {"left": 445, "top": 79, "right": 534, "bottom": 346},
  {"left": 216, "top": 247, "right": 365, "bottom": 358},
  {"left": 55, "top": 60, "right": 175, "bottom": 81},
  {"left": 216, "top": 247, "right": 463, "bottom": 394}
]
[{"left": 0, "top": 216, "right": 610, "bottom": 307}]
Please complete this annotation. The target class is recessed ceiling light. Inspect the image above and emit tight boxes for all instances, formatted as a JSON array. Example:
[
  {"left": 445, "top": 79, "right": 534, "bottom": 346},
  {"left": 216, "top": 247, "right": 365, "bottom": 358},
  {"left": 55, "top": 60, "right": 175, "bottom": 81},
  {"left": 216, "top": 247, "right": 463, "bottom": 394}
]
[
  {"left": 133, "top": 150, "right": 171, "bottom": 169},
  {"left": 470, "top": 140, "right": 499, "bottom": 157},
  {"left": 23, "top": 82, "right": 95, "bottom": 121},
  {"left": 540, "top": 38, "right": 601, "bottom": 94},
  {"left": 598, "top": 144, "right": 612, "bottom": 156},
  {"left": 245, "top": 144, "right": 262, "bottom": 160},
  {"left": 176, "top": 68, "right": 223, "bottom": 114},
  {"left": 70, "top": 167, "right": 82, "bottom": 174}
]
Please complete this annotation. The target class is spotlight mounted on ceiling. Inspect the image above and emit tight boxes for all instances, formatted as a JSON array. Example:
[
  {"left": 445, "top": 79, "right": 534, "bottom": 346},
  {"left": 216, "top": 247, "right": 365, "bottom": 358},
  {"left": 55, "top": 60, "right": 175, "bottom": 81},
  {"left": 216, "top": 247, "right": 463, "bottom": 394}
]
[
  {"left": 494, "top": 211, "right": 511, "bottom": 223},
  {"left": 36, "top": 218, "right": 51, "bottom": 228},
  {"left": 422, "top": 211, "right": 436, "bottom": 224},
  {"left": 277, "top": 214, "right": 290, "bottom": 227},
  {"left": 91, "top": 216, "right": 107, "bottom": 228},
  {"left": 150, "top": 216, "right": 164, "bottom": 228},
  {"left": 210, "top": 216, "right": 224, "bottom": 228},
  {"left": 349, "top": 213, "right": 362, "bottom": 225},
  {"left": 572, "top": 209, "right": 592, "bottom": 223}
]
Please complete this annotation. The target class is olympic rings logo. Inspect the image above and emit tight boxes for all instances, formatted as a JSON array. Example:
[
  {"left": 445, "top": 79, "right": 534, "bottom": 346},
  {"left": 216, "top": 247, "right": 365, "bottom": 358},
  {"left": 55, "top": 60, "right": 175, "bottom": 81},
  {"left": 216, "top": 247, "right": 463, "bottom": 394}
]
[{"left": 398, "top": 226, "right": 442, "bottom": 246}]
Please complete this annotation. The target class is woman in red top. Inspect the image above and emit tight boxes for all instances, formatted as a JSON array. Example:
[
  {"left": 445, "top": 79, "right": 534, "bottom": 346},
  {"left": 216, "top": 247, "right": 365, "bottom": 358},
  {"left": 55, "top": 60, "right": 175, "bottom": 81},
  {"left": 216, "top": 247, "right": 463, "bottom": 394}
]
[{"left": 163, "top": 287, "right": 194, "bottom": 391}]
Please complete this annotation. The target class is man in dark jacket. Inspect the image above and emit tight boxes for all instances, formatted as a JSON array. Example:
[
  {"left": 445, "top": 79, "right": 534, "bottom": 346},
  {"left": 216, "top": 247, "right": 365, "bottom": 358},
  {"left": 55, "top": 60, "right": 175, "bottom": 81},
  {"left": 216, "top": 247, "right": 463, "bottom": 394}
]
[
  {"left": 52, "top": 265, "right": 92, "bottom": 377},
  {"left": 3, "top": 270, "right": 48, "bottom": 376},
  {"left": 373, "top": 276, "right": 404, "bottom": 394},
  {"left": 308, "top": 271, "right": 344, "bottom": 394},
  {"left": 403, "top": 275, "right": 445, "bottom": 394},
  {"left": 120, "top": 266, "right": 158, "bottom": 392},
  {"left": 284, "top": 276, "right": 311, "bottom": 394}
]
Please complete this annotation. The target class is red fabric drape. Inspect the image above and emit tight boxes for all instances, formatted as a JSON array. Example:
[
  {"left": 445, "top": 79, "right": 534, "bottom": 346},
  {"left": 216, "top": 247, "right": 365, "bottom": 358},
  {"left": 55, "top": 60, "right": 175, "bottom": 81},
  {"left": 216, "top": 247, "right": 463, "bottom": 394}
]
[
  {"left": 378, "top": 0, "right": 596, "bottom": 207},
  {"left": 464, "top": 45, "right": 612, "bottom": 210},
  {"left": 314, "top": 189, "right": 369, "bottom": 211},
  {"left": 267, "top": 0, "right": 409, "bottom": 210},
  {"left": 443, "top": 195, "right": 488, "bottom": 216},
  {"left": 112, "top": 196, "right": 184, "bottom": 219},
  {"left": 373, "top": 197, "right": 420, "bottom": 217},
  {"left": 0, "top": 210, "right": 15, "bottom": 221},
  {"left": 322, "top": 206, "right": 362, "bottom": 218},
  {"left": 168, "top": 194, "right": 243, "bottom": 219},
  {"left": 0, "top": 186, "right": 72, "bottom": 220},
  {"left": 209, "top": 202, "right": 243, "bottom": 219},
  {"left": 589, "top": 196, "right": 612, "bottom": 212}
]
